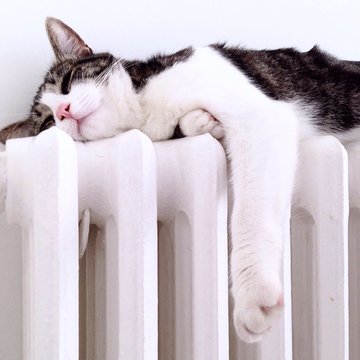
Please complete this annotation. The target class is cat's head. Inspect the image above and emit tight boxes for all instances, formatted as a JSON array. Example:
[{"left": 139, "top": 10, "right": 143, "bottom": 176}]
[{"left": 0, "top": 17, "right": 139, "bottom": 143}]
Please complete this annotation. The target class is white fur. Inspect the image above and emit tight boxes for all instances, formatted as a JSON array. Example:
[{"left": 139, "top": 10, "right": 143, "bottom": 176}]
[
  {"left": 40, "top": 46, "right": 318, "bottom": 342},
  {"left": 137, "top": 47, "right": 313, "bottom": 342}
]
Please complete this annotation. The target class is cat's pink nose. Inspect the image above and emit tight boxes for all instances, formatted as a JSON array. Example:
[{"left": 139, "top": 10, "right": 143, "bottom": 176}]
[{"left": 56, "top": 103, "right": 71, "bottom": 120}]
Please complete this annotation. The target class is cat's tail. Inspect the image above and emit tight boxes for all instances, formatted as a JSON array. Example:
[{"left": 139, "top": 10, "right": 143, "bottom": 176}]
[{"left": 0, "top": 119, "right": 37, "bottom": 144}]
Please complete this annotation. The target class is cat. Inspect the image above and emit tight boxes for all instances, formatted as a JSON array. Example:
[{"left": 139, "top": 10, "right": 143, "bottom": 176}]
[{"left": 1, "top": 17, "right": 359, "bottom": 343}]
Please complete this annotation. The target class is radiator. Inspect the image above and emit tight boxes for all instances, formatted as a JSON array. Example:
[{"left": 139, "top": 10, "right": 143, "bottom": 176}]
[{"left": 0, "top": 127, "right": 352, "bottom": 360}]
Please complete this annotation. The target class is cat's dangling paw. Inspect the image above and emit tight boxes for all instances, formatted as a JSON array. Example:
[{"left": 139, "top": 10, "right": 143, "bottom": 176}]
[
  {"left": 232, "top": 276, "right": 284, "bottom": 343},
  {"left": 179, "top": 109, "right": 224, "bottom": 139}
]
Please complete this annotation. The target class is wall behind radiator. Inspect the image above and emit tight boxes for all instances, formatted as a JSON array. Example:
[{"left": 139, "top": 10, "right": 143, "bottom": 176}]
[
  {"left": 1, "top": 0, "right": 360, "bottom": 128},
  {"left": 0, "top": 0, "right": 359, "bottom": 358}
]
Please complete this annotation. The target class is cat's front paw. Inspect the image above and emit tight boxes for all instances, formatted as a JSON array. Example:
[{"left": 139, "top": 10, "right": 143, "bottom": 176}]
[
  {"left": 179, "top": 109, "right": 224, "bottom": 139},
  {"left": 233, "top": 276, "right": 284, "bottom": 343}
]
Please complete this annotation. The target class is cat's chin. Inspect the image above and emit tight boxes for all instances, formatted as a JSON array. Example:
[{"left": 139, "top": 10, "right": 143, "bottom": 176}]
[
  {"left": 65, "top": 128, "right": 86, "bottom": 141},
  {"left": 54, "top": 106, "right": 118, "bottom": 141},
  {"left": 73, "top": 121, "right": 119, "bottom": 142}
]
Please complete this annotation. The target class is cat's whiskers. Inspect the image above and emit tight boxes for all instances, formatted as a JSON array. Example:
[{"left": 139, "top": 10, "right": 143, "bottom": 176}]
[
  {"left": 82, "top": 97, "right": 93, "bottom": 114},
  {"left": 94, "top": 59, "right": 123, "bottom": 87},
  {"left": 71, "top": 91, "right": 92, "bottom": 120},
  {"left": 71, "top": 62, "right": 122, "bottom": 120},
  {"left": 76, "top": 92, "right": 90, "bottom": 108},
  {"left": 95, "top": 68, "right": 117, "bottom": 87},
  {"left": 95, "top": 62, "right": 117, "bottom": 86},
  {"left": 72, "top": 59, "right": 129, "bottom": 119}
]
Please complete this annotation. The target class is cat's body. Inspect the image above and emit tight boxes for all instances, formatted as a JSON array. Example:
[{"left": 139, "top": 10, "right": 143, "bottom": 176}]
[{"left": 1, "top": 17, "right": 358, "bottom": 343}]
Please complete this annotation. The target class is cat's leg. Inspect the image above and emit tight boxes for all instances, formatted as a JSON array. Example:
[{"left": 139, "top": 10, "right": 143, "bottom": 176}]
[
  {"left": 224, "top": 101, "right": 298, "bottom": 343},
  {"left": 179, "top": 109, "right": 225, "bottom": 139}
]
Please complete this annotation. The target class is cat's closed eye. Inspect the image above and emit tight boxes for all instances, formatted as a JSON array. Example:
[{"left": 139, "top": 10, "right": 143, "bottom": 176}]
[{"left": 61, "top": 70, "right": 73, "bottom": 95}]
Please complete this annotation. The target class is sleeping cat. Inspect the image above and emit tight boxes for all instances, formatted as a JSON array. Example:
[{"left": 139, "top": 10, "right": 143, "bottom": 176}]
[{"left": 1, "top": 17, "right": 358, "bottom": 343}]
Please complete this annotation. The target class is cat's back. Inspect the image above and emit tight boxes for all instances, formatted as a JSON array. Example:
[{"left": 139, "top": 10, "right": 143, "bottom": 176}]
[
  {"left": 133, "top": 43, "right": 360, "bottom": 133},
  {"left": 211, "top": 43, "right": 360, "bottom": 101},
  {"left": 209, "top": 44, "right": 360, "bottom": 132}
]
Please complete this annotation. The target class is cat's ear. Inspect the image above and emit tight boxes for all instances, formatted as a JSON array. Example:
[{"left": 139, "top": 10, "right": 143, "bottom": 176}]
[
  {"left": 0, "top": 119, "right": 36, "bottom": 144},
  {"left": 45, "top": 17, "right": 93, "bottom": 60}
]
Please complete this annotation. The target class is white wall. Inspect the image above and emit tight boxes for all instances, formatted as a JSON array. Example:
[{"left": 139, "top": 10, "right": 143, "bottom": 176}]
[
  {"left": 1, "top": 0, "right": 360, "bottom": 128},
  {"left": 1, "top": 0, "right": 360, "bottom": 358}
]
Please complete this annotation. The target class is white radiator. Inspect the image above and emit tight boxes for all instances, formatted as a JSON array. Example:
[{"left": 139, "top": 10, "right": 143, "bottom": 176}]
[{"left": 0, "top": 128, "right": 353, "bottom": 360}]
